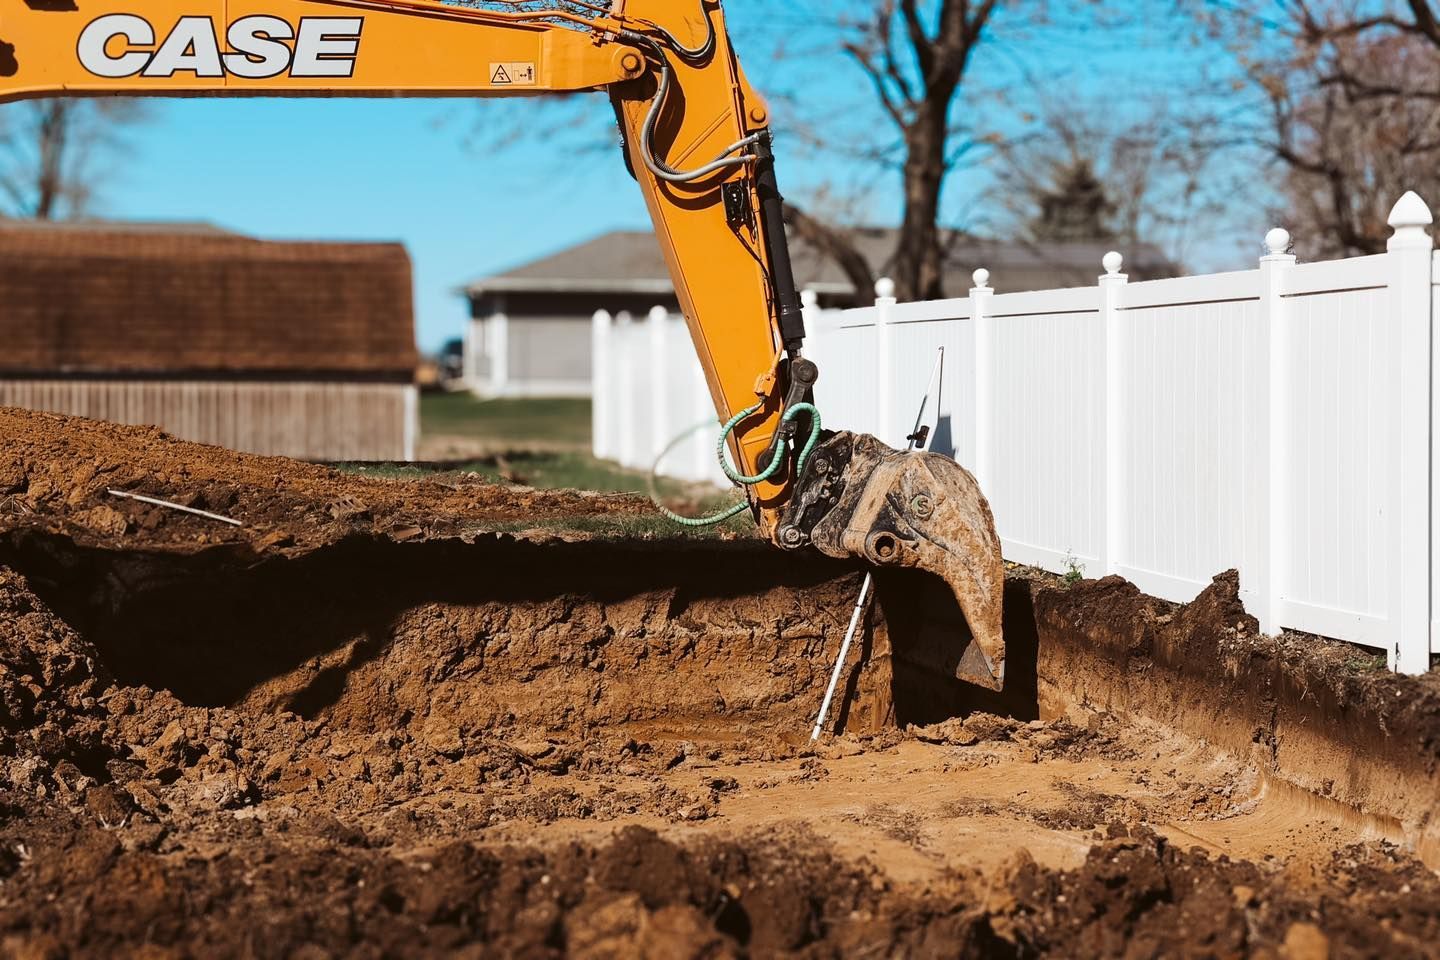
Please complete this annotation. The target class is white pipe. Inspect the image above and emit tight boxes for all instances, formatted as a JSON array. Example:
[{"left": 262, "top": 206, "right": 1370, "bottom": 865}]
[
  {"left": 811, "top": 574, "right": 872, "bottom": 741},
  {"left": 106, "top": 489, "right": 243, "bottom": 527}
]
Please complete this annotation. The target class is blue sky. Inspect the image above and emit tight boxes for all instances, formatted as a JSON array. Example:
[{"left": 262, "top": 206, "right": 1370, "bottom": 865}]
[{"left": 93, "top": 3, "right": 1249, "bottom": 353}]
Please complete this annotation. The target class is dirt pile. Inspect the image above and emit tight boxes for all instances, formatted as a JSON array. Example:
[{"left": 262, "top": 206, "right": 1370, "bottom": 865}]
[
  {"left": 996, "top": 827, "right": 1440, "bottom": 958},
  {"left": 0, "top": 406, "right": 653, "bottom": 554}
]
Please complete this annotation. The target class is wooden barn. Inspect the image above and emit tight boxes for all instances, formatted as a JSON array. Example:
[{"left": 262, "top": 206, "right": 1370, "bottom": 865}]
[{"left": 0, "top": 220, "right": 418, "bottom": 462}]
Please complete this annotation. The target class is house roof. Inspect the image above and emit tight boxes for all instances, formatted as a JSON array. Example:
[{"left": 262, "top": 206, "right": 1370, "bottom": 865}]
[
  {"left": 0, "top": 219, "right": 417, "bottom": 377},
  {"left": 463, "top": 227, "right": 1179, "bottom": 300}
]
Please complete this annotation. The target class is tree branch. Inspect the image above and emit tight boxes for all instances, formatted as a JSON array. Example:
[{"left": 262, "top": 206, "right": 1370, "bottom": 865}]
[
  {"left": 899, "top": 0, "right": 935, "bottom": 82},
  {"left": 1407, "top": 0, "right": 1440, "bottom": 47},
  {"left": 783, "top": 201, "right": 877, "bottom": 299},
  {"left": 843, "top": 42, "right": 908, "bottom": 129}
]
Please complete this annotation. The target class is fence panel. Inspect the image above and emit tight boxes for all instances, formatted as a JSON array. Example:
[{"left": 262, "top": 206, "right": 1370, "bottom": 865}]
[
  {"left": 0, "top": 380, "right": 412, "bottom": 461},
  {"left": 1433, "top": 250, "right": 1440, "bottom": 661},
  {"left": 809, "top": 316, "right": 880, "bottom": 437},
  {"left": 1281, "top": 275, "right": 1395, "bottom": 648},
  {"left": 660, "top": 311, "right": 728, "bottom": 486},
  {"left": 611, "top": 313, "right": 652, "bottom": 472},
  {"left": 885, "top": 318, "right": 957, "bottom": 449},
  {"left": 987, "top": 294, "right": 1105, "bottom": 573},
  {"left": 1117, "top": 284, "right": 1261, "bottom": 602}
]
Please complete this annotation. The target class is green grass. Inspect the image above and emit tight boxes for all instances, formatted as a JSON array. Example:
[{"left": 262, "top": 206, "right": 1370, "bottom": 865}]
[
  {"left": 1343, "top": 651, "right": 1389, "bottom": 674},
  {"left": 421, "top": 393, "right": 590, "bottom": 449}
]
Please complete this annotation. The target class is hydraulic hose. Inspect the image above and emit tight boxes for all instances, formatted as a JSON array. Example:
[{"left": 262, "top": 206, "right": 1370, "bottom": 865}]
[
  {"left": 648, "top": 401, "right": 822, "bottom": 528},
  {"left": 619, "top": 31, "right": 760, "bottom": 184},
  {"left": 632, "top": 11, "right": 717, "bottom": 62},
  {"left": 716, "top": 401, "right": 821, "bottom": 486}
]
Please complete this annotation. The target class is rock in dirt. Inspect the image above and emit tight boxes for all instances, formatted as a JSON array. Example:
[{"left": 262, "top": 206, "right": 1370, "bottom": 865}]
[
  {"left": 1282, "top": 922, "right": 1330, "bottom": 960},
  {"left": 72, "top": 505, "right": 129, "bottom": 538},
  {"left": 909, "top": 716, "right": 979, "bottom": 746}
]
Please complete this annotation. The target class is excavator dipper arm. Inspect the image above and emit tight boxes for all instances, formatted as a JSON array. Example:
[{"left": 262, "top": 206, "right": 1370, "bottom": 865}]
[{"left": 0, "top": 0, "right": 1006, "bottom": 689}]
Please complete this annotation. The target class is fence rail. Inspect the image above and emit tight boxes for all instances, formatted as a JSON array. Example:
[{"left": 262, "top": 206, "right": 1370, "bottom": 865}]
[{"left": 593, "top": 191, "right": 1440, "bottom": 674}]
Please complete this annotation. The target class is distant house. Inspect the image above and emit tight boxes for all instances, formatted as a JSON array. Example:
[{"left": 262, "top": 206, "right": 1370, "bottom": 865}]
[
  {"left": 460, "top": 228, "right": 1178, "bottom": 398},
  {"left": 0, "top": 220, "right": 418, "bottom": 461}
]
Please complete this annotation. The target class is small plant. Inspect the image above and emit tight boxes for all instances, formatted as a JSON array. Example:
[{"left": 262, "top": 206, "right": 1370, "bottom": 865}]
[
  {"left": 1062, "top": 550, "right": 1085, "bottom": 586},
  {"left": 1344, "top": 651, "right": 1387, "bottom": 674}
]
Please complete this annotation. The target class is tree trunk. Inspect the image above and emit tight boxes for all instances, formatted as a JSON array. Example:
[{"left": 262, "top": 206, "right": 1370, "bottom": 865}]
[
  {"left": 34, "top": 101, "right": 69, "bottom": 221},
  {"left": 892, "top": 108, "right": 949, "bottom": 302}
]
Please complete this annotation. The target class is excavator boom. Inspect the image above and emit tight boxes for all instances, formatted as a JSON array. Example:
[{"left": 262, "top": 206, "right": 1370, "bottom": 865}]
[{"left": 0, "top": 0, "right": 1007, "bottom": 689}]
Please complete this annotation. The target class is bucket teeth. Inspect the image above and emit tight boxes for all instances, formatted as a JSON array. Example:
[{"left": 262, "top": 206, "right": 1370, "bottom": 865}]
[{"left": 781, "top": 432, "right": 1006, "bottom": 691}]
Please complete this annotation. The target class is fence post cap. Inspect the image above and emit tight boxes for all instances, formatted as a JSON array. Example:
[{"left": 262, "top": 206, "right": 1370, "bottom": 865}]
[
  {"left": 874, "top": 277, "right": 896, "bottom": 300},
  {"left": 647, "top": 305, "right": 670, "bottom": 321},
  {"left": 592, "top": 309, "right": 612, "bottom": 322},
  {"left": 801, "top": 288, "right": 819, "bottom": 309},
  {"left": 1388, "top": 190, "right": 1433, "bottom": 230},
  {"left": 971, "top": 268, "right": 991, "bottom": 290},
  {"left": 1263, "top": 228, "right": 1291, "bottom": 257},
  {"left": 1102, "top": 251, "right": 1124, "bottom": 276},
  {"left": 1387, "top": 192, "right": 1433, "bottom": 250}
]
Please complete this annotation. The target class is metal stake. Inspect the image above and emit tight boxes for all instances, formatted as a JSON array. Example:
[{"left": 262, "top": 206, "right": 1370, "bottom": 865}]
[{"left": 810, "top": 348, "right": 944, "bottom": 741}]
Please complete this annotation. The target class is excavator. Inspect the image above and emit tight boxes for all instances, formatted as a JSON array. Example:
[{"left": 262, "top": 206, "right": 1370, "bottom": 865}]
[{"left": 0, "top": 0, "right": 1008, "bottom": 690}]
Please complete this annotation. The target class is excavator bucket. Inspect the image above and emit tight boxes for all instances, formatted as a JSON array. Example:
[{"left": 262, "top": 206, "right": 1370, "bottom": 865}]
[{"left": 780, "top": 432, "right": 1006, "bottom": 691}]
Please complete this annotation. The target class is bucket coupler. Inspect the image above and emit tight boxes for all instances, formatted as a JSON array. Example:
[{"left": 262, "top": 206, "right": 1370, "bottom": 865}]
[{"left": 777, "top": 431, "right": 1007, "bottom": 691}]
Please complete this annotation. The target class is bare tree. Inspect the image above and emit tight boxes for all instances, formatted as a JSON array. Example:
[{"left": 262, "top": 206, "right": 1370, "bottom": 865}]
[
  {"left": 1279, "top": 0, "right": 1440, "bottom": 81},
  {"left": 0, "top": 99, "right": 146, "bottom": 220},
  {"left": 1210, "top": 1, "right": 1440, "bottom": 256},
  {"left": 783, "top": 201, "right": 880, "bottom": 296},
  {"left": 770, "top": 2, "right": 1224, "bottom": 296},
  {"left": 822, "top": 0, "right": 1001, "bottom": 301},
  {"left": 1279, "top": 34, "right": 1440, "bottom": 255}
]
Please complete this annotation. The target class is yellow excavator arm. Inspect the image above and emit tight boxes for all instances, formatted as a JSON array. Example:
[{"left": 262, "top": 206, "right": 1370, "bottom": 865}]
[{"left": 0, "top": 0, "right": 1008, "bottom": 689}]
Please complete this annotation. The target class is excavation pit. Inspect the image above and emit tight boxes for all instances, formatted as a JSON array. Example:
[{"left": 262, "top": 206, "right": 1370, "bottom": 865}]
[{"left": 1, "top": 406, "right": 1438, "bottom": 957}]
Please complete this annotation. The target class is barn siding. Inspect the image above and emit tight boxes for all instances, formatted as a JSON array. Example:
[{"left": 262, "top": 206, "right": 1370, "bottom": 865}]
[{"left": 0, "top": 380, "right": 417, "bottom": 462}]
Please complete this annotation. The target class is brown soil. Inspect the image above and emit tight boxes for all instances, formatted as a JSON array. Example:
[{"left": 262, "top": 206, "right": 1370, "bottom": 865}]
[
  {"left": 0, "top": 406, "right": 653, "bottom": 555},
  {"left": 1, "top": 408, "right": 1439, "bottom": 959}
]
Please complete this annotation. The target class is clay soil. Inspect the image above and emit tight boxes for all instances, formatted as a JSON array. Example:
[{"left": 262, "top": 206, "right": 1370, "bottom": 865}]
[{"left": 0, "top": 406, "right": 1438, "bottom": 959}]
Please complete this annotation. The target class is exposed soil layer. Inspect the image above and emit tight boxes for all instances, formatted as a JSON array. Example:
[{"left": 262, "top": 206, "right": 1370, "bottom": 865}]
[
  {"left": 1028, "top": 571, "right": 1440, "bottom": 866},
  {"left": 1, "top": 409, "right": 1439, "bottom": 958}
]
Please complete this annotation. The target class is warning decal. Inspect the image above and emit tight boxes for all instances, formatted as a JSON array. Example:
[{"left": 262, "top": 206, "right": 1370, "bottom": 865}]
[{"left": 489, "top": 62, "right": 537, "bottom": 85}]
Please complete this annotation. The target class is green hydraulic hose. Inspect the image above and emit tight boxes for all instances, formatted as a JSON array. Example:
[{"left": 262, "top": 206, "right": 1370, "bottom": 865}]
[{"left": 648, "top": 401, "right": 822, "bottom": 528}]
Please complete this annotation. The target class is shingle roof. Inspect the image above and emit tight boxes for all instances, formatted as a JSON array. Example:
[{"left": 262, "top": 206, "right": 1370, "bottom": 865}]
[
  {"left": 0, "top": 220, "right": 416, "bottom": 377},
  {"left": 464, "top": 227, "right": 1179, "bottom": 298}
]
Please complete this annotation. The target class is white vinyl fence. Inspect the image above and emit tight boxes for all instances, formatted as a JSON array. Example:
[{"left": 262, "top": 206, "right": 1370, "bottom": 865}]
[
  {"left": 592, "top": 306, "right": 731, "bottom": 487},
  {"left": 594, "top": 191, "right": 1440, "bottom": 674}
]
